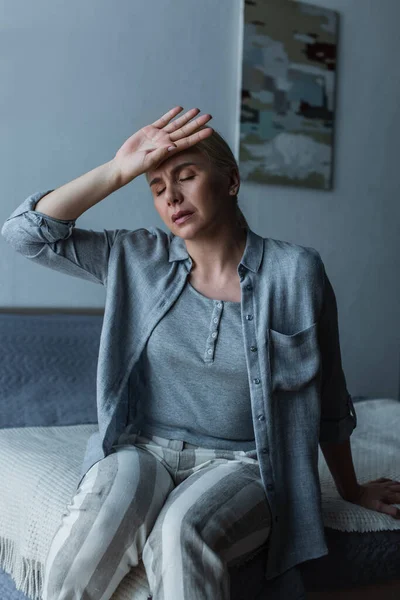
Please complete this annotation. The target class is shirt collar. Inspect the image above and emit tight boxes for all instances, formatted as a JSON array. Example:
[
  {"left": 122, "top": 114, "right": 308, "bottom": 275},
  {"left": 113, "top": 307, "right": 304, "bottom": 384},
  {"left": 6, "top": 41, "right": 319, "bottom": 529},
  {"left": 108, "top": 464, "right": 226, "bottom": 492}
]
[{"left": 168, "top": 227, "right": 264, "bottom": 274}]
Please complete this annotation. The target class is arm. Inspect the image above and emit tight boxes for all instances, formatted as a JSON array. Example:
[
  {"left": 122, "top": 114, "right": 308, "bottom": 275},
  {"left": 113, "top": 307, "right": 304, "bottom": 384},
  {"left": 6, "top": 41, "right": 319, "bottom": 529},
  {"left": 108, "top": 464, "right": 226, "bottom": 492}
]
[
  {"left": 319, "top": 438, "right": 360, "bottom": 501},
  {"left": 318, "top": 265, "right": 400, "bottom": 516},
  {"left": 2, "top": 107, "right": 214, "bottom": 285},
  {"left": 317, "top": 262, "right": 359, "bottom": 499},
  {"left": 32, "top": 160, "right": 121, "bottom": 220},
  {"left": 1, "top": 161, "right": 123, "bottom": 286}
]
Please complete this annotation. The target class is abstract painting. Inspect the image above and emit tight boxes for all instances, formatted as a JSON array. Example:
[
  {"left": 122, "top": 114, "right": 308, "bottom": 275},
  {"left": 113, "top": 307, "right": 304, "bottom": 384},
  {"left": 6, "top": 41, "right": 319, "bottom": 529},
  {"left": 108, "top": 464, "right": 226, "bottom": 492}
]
[{"left": 239, "top": 0, "right": 339, "bottom": 190}]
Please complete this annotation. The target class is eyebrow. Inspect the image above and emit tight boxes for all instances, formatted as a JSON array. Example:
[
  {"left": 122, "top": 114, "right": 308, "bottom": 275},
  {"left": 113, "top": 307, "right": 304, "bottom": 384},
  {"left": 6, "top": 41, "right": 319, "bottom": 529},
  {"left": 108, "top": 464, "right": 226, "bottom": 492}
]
[{"left": 149, "top": 161, "right": 199, "bottom": 187}]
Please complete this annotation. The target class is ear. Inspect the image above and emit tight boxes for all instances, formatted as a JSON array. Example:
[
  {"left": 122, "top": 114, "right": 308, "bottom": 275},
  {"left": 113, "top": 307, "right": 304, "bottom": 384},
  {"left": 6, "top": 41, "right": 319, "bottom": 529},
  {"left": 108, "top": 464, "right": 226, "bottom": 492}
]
[{"left": 229, "top": 167, "right": 240, "bottom": 192}]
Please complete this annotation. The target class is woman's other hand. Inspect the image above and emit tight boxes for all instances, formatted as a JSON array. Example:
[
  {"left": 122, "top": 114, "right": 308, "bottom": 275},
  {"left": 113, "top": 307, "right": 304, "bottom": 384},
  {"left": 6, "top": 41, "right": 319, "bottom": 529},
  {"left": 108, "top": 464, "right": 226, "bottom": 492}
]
[{"left": 347, "top": 477, "right": 400, "bottom": 518}]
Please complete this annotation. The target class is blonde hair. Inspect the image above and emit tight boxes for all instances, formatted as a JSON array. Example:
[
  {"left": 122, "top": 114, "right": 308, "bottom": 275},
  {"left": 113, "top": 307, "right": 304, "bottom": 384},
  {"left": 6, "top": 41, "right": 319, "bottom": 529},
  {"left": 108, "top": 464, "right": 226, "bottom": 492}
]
[{"left": 146, "top": 126, "right": 249, "bottom": 231}]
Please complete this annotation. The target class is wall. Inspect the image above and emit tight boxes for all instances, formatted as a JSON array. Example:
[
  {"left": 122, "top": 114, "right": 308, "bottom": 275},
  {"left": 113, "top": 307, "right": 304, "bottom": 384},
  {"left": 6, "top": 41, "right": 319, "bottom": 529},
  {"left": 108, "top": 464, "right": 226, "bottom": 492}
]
[
  {"left": 1, "top": 0, "right": 399, "bottom": 398},
  {"left": 257, "top": 0, "right": 400, "bottom": 399}
]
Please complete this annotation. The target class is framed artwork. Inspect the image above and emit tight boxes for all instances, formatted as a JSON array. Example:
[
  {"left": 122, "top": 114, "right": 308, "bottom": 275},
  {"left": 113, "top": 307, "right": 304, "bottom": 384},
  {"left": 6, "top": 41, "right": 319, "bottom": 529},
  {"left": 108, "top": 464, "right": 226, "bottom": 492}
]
[{"left": 239, "top": 0, "right": 339, "bottom": 190}]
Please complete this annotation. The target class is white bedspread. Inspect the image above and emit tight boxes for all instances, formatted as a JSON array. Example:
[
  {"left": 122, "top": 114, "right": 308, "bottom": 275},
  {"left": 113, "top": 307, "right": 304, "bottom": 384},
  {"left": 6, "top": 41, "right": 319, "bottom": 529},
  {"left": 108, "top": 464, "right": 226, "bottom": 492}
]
[{"left": 0, "top": 398, "right": 399, "bottom": 600}]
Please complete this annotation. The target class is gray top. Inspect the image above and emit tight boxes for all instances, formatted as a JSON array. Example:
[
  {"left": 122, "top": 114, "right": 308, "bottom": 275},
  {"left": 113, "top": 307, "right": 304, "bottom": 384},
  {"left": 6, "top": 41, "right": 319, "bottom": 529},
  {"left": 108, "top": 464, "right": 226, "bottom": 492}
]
[
  {"left": 1, "top": 189, "right": 357, "bottom": 581},
  {"left": 135, "top": 280, "right": 256, "bottom": 450}
]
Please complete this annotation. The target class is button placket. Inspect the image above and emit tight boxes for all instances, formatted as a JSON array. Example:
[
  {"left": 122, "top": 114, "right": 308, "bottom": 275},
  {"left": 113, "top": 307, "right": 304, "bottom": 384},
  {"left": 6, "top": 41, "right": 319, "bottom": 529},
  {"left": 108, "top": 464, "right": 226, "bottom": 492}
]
[
  {"left": 204, "top": 299, "right": 224, "bottom": 363},
  {"left": 242, "top": 279, "right": 274, "bottom": 495}
]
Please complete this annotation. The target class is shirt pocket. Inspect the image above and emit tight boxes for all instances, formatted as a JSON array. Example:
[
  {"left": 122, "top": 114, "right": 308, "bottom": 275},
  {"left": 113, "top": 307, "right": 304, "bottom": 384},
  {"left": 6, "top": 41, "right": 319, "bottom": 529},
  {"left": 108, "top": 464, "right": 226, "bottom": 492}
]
[{"left": 268, "top": 321, "right": 320, "bottom": 392}]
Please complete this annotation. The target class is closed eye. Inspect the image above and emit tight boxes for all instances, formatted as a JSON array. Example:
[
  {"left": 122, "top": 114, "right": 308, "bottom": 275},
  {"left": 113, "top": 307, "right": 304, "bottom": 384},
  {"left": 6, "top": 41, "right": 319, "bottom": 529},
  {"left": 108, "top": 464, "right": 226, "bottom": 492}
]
[{"left": 156, "top": 176, "right": 195, "bottom": 196}]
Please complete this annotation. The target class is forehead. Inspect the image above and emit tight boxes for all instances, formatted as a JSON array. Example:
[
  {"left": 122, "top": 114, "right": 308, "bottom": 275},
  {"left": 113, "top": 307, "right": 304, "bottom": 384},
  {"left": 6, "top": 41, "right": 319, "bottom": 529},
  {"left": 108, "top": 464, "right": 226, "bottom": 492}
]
[{"left": 147, "top": 151, "right": 208, "bottom": 185}]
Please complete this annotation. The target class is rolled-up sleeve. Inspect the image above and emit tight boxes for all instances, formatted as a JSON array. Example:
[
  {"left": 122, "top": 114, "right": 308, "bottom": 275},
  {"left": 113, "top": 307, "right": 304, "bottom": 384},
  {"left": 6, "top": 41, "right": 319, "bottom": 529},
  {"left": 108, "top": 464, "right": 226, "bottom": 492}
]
[
  {"left": 1, "top": 190, "right": 119, "bottom": 286},
  {"left": 317, "top": 263, "right": 357, "bottom": 444}
]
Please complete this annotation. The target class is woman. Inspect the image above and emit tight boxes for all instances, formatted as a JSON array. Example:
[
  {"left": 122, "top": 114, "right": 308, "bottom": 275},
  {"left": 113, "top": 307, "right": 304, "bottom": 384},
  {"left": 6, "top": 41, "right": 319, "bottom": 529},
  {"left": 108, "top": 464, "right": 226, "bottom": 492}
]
[{"left": 2, "top": 106, "right": 400, "bottom": 600}]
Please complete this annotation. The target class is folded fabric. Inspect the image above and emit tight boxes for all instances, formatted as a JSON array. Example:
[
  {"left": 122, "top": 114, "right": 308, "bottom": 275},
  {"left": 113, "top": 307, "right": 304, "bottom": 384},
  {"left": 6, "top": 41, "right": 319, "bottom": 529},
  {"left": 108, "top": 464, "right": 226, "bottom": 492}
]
[{"left": 0, "top": 398, "right": 399, "bottom": 599}]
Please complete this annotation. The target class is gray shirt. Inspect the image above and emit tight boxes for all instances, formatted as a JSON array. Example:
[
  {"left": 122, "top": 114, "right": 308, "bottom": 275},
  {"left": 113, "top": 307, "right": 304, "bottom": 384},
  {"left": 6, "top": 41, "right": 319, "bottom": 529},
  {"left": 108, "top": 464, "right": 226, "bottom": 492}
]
[
  {"left": 1, "top": 189, "right": 357, "bottom": 582},
  {"left": 135, "top": 280, "right": 256, "bottom": 451}
]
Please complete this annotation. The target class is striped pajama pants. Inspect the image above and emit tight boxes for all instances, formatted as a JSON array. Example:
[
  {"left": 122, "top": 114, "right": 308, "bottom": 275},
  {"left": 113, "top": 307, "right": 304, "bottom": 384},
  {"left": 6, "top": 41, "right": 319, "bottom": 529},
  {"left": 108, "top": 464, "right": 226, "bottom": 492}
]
[{"left": 42, "top": 426, "right": 272, "bottom": 600}]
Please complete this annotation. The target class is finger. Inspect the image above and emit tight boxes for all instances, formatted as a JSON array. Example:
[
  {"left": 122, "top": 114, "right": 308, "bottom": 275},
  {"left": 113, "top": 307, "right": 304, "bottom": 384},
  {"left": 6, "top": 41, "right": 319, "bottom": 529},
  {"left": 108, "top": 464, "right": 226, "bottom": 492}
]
[
  {"left": 387, "top": 495, "right": 400, "bottom": 504},
  {"left": 367, "top": 478, "right": 393, "bottom": 486},
  {"left": 163, "top": 108, "right": 200, "bottom": 134},
  {"left": 169, "top": 114, "right": 213, "bottom": 142},
  {"left": 171, "top": 126, "right": 214, "bottom": 151},
  {"left": 376, "top": 500, "right": 400, "bottom": 519},
  {"left": 151, "top": 106, "right": 184, "bottom": 128},
  {"left": 144, "top": 144, "right": 178, "bottom": 170}
]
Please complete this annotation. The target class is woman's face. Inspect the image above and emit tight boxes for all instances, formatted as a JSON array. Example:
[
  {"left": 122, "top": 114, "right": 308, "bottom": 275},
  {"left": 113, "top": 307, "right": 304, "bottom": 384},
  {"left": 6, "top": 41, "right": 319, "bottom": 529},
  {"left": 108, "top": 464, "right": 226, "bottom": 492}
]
[{"left": 146, "top": 149, "right": 239, "bottom": 238}]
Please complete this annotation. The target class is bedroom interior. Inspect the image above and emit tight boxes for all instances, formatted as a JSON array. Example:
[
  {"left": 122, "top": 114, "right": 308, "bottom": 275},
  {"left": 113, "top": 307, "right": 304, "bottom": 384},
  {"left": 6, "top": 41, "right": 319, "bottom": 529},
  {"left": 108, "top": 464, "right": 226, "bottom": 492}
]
[{"left": 1, "top": 0, "right": 399, "bottom": 599}]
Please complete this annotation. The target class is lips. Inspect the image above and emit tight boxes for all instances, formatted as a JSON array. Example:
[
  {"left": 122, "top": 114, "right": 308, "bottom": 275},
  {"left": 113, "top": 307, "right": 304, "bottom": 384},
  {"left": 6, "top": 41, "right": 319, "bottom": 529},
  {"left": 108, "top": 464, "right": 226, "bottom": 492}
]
[{"left": 172, "top": 211, "right": 193, "bottom": 222}]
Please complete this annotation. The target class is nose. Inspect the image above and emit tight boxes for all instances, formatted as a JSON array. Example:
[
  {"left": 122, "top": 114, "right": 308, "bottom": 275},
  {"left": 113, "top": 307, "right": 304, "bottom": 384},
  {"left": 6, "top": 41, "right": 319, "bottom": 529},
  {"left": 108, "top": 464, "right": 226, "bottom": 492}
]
[{"left": 163, "top": 186, "right": 183, "bottom": 206}]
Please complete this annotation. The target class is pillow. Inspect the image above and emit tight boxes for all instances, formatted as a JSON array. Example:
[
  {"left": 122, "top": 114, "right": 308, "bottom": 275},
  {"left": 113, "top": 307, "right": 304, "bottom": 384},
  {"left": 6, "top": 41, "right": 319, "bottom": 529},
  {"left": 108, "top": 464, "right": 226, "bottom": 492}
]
[{"left": 0, "top": 313, "right": 101, "bottom": 428}]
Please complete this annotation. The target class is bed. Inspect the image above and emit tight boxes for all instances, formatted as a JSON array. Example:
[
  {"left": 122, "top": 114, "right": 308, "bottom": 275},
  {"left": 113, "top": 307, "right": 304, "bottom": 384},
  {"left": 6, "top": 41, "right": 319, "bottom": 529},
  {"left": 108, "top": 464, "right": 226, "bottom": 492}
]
[{"left": 0, "top": 309, "right": 399, "bottom": 599}]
